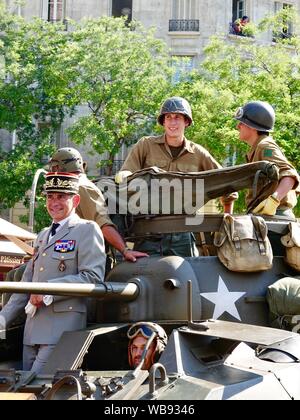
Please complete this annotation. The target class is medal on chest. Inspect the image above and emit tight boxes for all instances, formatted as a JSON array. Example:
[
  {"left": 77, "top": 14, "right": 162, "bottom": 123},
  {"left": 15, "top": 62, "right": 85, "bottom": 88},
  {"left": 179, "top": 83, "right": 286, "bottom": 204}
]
[{"left": 59, "top": 260, "right": 66, "bottom": 272}]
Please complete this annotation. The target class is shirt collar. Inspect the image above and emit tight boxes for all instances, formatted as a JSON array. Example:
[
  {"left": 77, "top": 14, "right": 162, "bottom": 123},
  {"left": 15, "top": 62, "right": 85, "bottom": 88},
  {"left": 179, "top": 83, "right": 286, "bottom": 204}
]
[
  {"left": 52, "top": 212, "right": 76, "bottom": 231},
  {"left": 247, "top": 134, "right": 269, "bottom": 160},
  {"left": 154, "top": 134, "right": 195, "bottom": 154}
]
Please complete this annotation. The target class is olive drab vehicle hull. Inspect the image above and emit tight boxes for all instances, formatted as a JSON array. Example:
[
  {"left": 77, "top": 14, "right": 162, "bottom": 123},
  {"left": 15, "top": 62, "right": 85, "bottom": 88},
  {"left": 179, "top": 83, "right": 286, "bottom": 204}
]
[{"left": 0, "top": 162, "right": 300, "bottom": 400}]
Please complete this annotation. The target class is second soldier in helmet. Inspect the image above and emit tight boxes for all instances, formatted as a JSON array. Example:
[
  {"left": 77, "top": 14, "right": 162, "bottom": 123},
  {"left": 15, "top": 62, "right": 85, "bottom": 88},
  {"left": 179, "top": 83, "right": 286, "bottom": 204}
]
[
  {"left": 49, "top": 148, "right": 148, "bottom": 265},
  {"left": 235, "top": 100, "right": 299, "bottom": 219}
]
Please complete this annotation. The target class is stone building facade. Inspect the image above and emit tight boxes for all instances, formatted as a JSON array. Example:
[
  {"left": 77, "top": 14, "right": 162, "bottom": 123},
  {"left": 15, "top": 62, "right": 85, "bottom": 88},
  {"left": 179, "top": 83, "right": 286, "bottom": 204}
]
[{"left": 6, "top": 0, "right": 300, "bottom": 61}]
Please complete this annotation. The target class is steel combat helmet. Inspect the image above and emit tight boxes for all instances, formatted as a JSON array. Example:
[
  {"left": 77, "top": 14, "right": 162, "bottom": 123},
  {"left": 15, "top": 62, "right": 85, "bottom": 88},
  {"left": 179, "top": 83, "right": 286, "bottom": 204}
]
[
  {"left": 235, "top": 101, "right": 275, "bottom": 132},
  {"left": 158, "top": 97, "right": 193, "bottom": 126},
  {"left": 49, "top": 147, "right": 84, "bottom": 173},
  {"left": 127, "top": 322, "right": 168, "bottom": 368}
]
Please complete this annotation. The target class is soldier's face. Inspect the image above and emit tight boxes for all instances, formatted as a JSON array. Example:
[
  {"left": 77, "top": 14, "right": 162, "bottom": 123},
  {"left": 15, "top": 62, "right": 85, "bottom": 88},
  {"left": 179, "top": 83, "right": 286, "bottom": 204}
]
[
  {"left": 46, "top": 193, "right": 80, "bottom": 222},
  {"left": 163, "top": 113, "right": 188, "bottom": 138},
  {"left": 130, "top": 335, "right": 156, "bottom": 370},
  {"left": 237, "top": 122, "right": 258, "bottom": 144}
]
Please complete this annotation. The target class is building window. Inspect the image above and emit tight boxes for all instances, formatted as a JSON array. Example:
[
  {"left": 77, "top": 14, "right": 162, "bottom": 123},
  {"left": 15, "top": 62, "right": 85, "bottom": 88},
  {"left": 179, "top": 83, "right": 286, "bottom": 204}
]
[
  {"left": 172, "top": 56, "right": 195, "bottom": 83},
  {"left": 111, "top": 0, "right": 132, "bottom": 22},
  {"left": 172, "top": 0, "right": 197, "bottom": 19},
  {"left": 170, "top": 0, "right": 199, "bottom": 32},
  {"left": 273, "top": 2, "right": 293, "bottom": 40},
  {"left": 48, "top": 0, "right": 65, "bottom": 23},
  {"left": 232, "top": 0, "right": 246, "bottom": 23}
]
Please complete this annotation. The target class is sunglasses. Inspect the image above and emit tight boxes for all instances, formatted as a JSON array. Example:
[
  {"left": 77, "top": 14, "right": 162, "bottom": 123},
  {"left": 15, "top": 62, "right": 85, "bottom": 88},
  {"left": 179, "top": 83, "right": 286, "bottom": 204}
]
[{"left": 127, "top": 324, "right": 157, "bottom": 340}]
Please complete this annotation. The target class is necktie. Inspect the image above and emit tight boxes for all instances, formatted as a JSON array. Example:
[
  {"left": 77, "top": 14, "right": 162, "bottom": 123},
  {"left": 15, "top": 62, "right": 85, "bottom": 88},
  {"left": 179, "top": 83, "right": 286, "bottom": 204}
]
[{"left": 51, "top": 223, "right": 60, "bottom": 237}]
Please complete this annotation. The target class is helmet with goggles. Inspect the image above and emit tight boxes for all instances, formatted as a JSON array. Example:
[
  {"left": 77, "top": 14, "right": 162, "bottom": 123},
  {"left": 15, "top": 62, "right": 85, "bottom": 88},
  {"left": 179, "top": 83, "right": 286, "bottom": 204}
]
[
  {"left": 48, "top": 147, "right": 85, "bottom": 173},
  {"left": 127, "top": 322, "right": 168, "bottom": 368},
  {"left": 234, "top": 101, "right": 275, "bottom": 132}
]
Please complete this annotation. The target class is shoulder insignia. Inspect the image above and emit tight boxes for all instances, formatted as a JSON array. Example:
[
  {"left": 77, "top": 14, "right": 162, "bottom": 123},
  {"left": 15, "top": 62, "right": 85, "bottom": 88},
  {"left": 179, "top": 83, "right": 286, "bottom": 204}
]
[{"left": 263, "top": 149, "right": 273, "bottom": 158}]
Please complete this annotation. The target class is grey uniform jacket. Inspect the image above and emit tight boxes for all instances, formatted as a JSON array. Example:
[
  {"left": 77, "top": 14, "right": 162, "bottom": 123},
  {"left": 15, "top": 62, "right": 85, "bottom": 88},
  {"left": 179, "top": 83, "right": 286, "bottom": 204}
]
[{"left": 0, "top": 214, "right": 106, "bottom": 345}]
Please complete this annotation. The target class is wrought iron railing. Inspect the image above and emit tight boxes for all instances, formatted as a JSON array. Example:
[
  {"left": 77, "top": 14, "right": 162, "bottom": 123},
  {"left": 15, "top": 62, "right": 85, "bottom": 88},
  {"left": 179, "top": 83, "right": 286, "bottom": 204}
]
[{"left": 169, "top": 19, "right": 200, "bottom": 32}]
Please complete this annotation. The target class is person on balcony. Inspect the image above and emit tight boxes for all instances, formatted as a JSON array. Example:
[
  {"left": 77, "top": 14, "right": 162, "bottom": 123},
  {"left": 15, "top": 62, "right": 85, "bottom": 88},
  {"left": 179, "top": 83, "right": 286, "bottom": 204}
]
[{"left": 232, "top": 16, "right": 250, "bottom": 36}]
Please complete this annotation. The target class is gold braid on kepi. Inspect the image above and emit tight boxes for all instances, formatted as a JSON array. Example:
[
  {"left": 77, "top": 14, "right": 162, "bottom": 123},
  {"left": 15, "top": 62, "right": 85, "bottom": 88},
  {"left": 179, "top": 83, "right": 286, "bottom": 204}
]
[{"left": 44, "top": 172, "right": 80, "bottom": 194}]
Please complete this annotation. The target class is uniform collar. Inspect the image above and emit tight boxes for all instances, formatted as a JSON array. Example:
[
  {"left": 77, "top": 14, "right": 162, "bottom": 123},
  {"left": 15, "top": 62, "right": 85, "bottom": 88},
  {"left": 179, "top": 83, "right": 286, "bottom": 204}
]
[
  {"left": 247, "top": 134, "right": 270, "bottom": 161},
  {"left": 154, "top": 134, "right": 195, "bottom": 154},
  {"left": 45, "top": 213, "right": 80, "bottom": 249},
  {"left": 52, "top": 213, "right": 75, "bottom": 231}
]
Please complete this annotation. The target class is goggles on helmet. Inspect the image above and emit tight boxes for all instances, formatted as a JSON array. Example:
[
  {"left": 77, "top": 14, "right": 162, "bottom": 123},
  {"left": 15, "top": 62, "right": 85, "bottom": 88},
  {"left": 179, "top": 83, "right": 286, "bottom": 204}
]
[
  {"left": 50, "top": 157, "right": 78, "bottom": 165},
  {"left": 235, "top": 107, "right": 244, "bottom": 119},
  {"left": 127, "top": 324, "right": 158, "bottom": 340}
]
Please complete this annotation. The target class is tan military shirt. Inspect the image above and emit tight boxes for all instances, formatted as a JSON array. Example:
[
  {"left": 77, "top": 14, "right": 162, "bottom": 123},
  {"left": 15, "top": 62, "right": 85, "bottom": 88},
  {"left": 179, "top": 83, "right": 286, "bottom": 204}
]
[
  {"left": 122, "top": 134, "right": 222, "bottom": 173},
  {"left": 76, "top": 174, "right": 114, "bottom": 228},
  {"left": 121, "top": 135, "right": 237, "bottom": 203},
  {"left": 246, "top": 135, "right": 300, "bottom": 209}
]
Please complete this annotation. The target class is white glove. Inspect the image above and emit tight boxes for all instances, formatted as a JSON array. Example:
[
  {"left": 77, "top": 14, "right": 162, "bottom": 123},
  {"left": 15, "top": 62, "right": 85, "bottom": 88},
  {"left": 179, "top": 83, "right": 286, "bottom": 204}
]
[
  {"left": 115, "top": 170, "right": 132, "bottom": 184},
  {"left": 25, "top": 302, "right": 37, "bottom": 318},
  {"left": 25, "top": 295, "right": 53, "bottom": 318}
]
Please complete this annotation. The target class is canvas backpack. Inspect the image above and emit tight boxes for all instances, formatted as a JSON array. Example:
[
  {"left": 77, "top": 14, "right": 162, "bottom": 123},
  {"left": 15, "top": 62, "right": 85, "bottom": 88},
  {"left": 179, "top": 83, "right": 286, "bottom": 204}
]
[{"left": 214, "top": 214, "right": 273, "bottom": 272}]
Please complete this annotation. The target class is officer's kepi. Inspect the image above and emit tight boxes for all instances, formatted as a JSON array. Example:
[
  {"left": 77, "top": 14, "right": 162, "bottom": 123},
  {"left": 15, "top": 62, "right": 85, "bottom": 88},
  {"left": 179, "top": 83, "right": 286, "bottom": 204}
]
[{"left": 44, "top": 172, "right": 80, "bottom": 195}]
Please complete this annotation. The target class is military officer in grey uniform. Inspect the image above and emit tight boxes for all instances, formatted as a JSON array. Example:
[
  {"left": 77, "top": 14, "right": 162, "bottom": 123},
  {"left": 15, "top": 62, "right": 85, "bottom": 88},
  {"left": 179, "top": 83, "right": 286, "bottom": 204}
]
[
  {"left": 0, "top": 172, "right": 106, "bottom": 373},
  {"left": 49, "top": 148, "right": 148, "bottom": 264}
]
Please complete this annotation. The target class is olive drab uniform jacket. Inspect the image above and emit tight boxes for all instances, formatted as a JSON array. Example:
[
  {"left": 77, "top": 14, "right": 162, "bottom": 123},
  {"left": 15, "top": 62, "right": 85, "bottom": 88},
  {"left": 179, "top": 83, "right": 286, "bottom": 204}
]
[
  {"left": 246, "top": 135, "right": 300, "bottom": 210},
  {"left": 76, "top": 174, "right": 115, "bottom": 229},
  {"left": 0, "top": 214, "right": 106, "bottom": 345},
  {"left": 121, "top": 134, "right": 222, "bottom": 173},
  {"left": 121, "top": 134, "right": 237, "bottom": 204}
]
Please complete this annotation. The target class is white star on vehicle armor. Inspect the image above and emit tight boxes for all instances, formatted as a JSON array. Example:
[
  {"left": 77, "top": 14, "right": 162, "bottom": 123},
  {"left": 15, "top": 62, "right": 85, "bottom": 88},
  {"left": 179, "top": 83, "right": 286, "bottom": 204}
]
[{"left": 200, "top": 276, "right": 246, "bottom": 321}]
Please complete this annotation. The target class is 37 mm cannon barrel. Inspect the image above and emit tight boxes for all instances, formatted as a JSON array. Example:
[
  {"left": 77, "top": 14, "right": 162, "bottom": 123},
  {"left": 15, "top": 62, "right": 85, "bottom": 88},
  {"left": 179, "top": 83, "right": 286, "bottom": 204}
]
[{"left": 0, "top": 282, "right": 139, "bottom": 302}]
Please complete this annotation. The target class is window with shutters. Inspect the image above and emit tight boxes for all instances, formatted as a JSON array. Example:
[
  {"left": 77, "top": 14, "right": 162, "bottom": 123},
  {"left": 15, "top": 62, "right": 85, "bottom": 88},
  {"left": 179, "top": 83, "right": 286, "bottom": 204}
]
[
  {"left": 48, "top": 0, "right": 65, "bottom": 22},
  {"left": 232, "top": 0, "right": 246, "bottom": 23},
  {"left": 273, "top": 2, "right": 293, "bottom": 40},
  {"left": 169, "top": 0, "right": 199, "bottom": 32}
]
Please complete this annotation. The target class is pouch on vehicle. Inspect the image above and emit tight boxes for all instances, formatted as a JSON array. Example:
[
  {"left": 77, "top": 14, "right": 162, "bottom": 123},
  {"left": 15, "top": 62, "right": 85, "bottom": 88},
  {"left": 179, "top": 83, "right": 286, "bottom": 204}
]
[
  {"left": 281, "top": 222, "right": 300, "bottom": 272},
  {"left": 214, "top": 214, "right": 273, "bottom": 272}
]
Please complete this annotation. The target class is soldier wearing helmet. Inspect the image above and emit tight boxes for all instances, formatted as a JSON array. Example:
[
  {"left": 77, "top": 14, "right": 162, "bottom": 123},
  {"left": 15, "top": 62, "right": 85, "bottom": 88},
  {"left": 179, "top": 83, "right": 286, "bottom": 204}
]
[
  {"left": 127, "top": 322, "right": 168, "bottom": 371},
  {"left": 235, "top": 101, "right": 299, "bottom": 218},
  {"left": 115, "top": 97, "right": 237, "bottom": 257},
  {"left": 49, "top": 148, "right": 148, "bottom": 264}
]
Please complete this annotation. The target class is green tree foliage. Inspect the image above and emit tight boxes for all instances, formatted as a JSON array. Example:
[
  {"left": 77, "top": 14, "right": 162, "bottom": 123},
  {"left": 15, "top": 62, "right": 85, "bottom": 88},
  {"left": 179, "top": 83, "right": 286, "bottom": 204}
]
[
  {"left": 0, "top": 4, "right": 74, "bottom": 212},
  {"left": 65, "top": 17, "right": 171, "bottom": 174},
  {"left": 0, "top": 7, "right": 171, "bottom": 229}
]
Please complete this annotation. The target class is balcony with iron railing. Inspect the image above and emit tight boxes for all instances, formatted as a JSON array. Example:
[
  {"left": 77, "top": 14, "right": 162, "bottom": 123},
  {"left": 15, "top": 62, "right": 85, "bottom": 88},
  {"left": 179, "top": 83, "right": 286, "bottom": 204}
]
[{"left": 169, "top": 19, "right": 200, "bottom": 32}]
